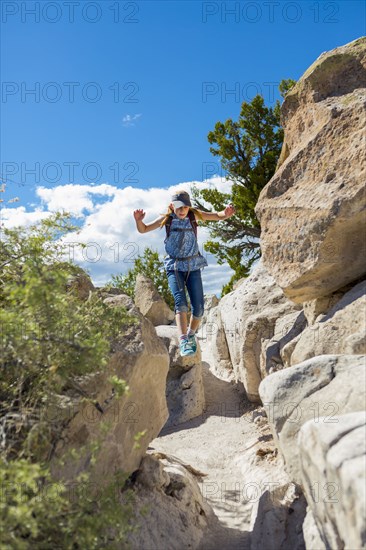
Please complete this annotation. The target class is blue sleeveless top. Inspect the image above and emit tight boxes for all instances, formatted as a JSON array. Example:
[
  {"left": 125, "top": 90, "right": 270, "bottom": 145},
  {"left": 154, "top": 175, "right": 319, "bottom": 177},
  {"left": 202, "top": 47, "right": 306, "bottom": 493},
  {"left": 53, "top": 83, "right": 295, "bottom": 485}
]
[{"left": 163, "top": 213, "right": 208, "bottom": 273}]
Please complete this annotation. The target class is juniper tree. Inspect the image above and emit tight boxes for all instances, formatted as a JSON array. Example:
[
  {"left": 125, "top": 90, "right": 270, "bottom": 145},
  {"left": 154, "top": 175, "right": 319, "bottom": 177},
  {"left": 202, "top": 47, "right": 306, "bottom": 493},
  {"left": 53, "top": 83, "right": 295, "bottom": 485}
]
[{"left": 192, "top": 88, "right": 290, "bottom": 295}]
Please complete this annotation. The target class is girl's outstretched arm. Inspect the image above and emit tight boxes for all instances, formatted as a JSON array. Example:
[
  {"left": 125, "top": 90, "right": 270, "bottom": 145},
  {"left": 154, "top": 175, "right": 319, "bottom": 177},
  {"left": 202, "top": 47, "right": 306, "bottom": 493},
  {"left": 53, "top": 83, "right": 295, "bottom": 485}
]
[
  {"left": 133, "top": 209, "right": 165, "bottom": 233},
  {"left": 198, "top": 204, "right": 236, "bottom": 222}
]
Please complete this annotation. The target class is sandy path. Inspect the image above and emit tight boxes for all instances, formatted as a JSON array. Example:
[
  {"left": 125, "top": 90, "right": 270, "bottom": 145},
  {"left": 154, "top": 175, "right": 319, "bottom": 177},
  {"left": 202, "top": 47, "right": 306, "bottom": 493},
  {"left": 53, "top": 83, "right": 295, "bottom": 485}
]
[{"left": 149, "top": 335, "right": 279, "bottom": 549}]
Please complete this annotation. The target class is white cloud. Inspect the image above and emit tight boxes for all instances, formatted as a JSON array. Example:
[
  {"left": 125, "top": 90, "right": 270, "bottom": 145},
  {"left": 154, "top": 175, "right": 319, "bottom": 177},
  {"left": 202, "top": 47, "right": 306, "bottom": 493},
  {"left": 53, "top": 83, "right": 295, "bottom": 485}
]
[
  {"left": 1, "top": 177, "right": 236, "bottom": 297},
  {"left": 36, "top": 183, "right": 116, "bottom": 216},
  {"left": 122, "top": 114, "right": 142, "bottom": 127},
  {"left": 0, "top": 206, "right": 52, "bottom": 228}
]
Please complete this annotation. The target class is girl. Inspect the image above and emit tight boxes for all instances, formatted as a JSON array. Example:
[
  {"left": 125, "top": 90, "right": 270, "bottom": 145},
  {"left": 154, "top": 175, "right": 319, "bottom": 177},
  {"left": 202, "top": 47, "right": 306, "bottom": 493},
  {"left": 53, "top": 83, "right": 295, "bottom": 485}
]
[{"left": 133, "top": 189, "right": 235, "bottom": 357}]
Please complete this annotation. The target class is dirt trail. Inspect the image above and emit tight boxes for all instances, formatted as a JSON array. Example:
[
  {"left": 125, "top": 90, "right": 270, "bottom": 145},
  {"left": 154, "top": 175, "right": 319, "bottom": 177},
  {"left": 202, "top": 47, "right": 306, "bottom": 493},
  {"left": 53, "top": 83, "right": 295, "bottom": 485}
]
[{"left": 150, "top": 335, "right": 282, "bottom": 549}]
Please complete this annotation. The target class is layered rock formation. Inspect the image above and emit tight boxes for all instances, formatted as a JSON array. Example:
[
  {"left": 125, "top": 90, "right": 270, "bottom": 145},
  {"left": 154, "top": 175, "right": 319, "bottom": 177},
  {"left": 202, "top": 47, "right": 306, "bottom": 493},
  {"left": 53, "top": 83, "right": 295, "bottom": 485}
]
[
  {"left": 204, "top": 259, "right": 304, "bottom": 401},
  {"left": 255, "top": 36, "right": 366, "bottom": 303},
  {"left": 258, "top": 354, "right": 366, "bottom": 484},
  {"left": 299, "top": 411, "right": 366, "bottom": 550},
  {"left": 290, "top": 279, "right": 366, "bottom": 363},
  {"left": 206, "top": 37, "right": 366, "bottom": 400},
  {"left": 199, "top": 37, "right": 366, "bottom": 549},
  {"left": 50, "top": 294, "right": 170, "bottom": 484}
]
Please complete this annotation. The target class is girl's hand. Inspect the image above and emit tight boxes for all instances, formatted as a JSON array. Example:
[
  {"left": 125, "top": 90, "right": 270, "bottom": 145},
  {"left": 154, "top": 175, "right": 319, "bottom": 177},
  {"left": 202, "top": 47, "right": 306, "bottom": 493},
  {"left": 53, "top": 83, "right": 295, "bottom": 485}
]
[
  {"left": 133, "top": 209, "right": 146, "bottom": 222},
  {"left": 224, "top": 204, "right": 236, "bottom": 219}
]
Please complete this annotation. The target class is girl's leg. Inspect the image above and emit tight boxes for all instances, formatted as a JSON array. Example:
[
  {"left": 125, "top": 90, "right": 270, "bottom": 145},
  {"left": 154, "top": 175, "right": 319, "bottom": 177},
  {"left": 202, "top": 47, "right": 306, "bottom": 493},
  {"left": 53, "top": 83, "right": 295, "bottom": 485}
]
[
  {"left": 175, "top": 312, "right": 188, "bottom": 336},
  {"left": 166, "top": 270, "right": 189, "bottom": 337},
  {"left": 188, "top": 314, "right": 201, "bottom": 333},
  {"left": 186, "top": 270, "right": 204, "bottom": 333}
]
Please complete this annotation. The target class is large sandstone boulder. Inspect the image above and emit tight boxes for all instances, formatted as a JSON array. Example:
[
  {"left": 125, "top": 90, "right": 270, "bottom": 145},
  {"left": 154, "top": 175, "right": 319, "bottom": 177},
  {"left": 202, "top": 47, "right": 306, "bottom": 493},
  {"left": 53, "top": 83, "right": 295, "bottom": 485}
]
[
  {"left": 255, "top": 37, "right": 366, "bottom": 303},
  {"left": 156, "top": 325, "right": 205, "bottom": 427},
  {"left": 135, "top": 273, "right": 175, "bottom": 326},
  {"left": 289, "top": 278, "right": 366, "bottom": 365},
  {"left": 299, "top": 411, "right": 366, "bottom": 550},
  {"left": 206, "top": 260, "right": 302, "bottom": 401},
  {"left": 50, "top": 294, "right": 170, "bottom": 484},
  {"left": 126, "top": 452, "right": 215, "bottom": 550},
  {"left": 258, "top": 354, "right": 366, "bottom": 484}
]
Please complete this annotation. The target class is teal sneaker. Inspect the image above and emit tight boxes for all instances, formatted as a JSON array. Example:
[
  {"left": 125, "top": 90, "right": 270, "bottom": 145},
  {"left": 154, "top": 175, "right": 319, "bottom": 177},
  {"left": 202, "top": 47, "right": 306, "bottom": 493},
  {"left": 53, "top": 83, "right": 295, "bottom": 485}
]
[
  {"left": 179, "top": 338, "right": 195, "bottom": 357},
  {"left": 187, "top": 333, "right": 197, "bottom": 354}
]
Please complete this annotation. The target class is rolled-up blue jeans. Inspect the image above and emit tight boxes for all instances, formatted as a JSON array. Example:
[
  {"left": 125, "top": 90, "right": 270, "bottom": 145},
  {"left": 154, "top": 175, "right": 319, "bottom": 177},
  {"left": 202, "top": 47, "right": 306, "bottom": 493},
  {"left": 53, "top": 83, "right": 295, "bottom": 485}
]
[{"left": 167, "top": 269, "right": 205, "bottom": 319}]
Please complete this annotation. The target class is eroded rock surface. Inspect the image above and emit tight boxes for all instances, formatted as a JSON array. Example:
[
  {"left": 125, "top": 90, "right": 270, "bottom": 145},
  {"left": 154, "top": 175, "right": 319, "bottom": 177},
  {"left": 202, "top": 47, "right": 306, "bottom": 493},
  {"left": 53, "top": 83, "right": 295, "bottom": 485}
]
[
  {"left": 156, "top": 324, "right": 205, "bottom": 428},
  {"left": 50, "top": 294, "right": 170, "bottom": 484},
  {"left": 135, "top": 273, "right": 175, "bottom": 326},
  {"left": 299, "top": 411, "right": 366, "bottom": 550},
  {"left": 289, "top": 279, "right": 366, "bottom": 364},
  {"left": 126, "top": 453, "right": 215, "bottom": 550},
  {"left": 206, "top": 260, "right": 301, "bottom": 402},
  {"left": 258, "top": 354, "right": 366, "bottom": 484},
  {"left": 255, "top": 37, "right": 366, "bottom": 303}
]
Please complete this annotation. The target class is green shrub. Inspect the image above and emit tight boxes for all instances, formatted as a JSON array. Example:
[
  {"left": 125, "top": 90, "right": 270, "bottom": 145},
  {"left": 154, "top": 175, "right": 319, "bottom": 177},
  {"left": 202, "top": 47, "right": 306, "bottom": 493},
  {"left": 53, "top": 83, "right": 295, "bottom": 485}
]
[
  {"left": 0, "top": 211, "right": 140, "bottom": 547},
  {"left": 0, "top": 448, "right": 135, "bottom": 549}
]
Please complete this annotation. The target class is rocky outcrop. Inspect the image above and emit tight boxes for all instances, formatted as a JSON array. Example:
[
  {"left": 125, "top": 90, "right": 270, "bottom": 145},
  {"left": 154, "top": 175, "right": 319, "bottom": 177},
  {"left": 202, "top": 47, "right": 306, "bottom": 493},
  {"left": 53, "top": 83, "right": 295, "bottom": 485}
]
[
  {"left": 50, "top": 294, "right": 170, "bottom": 484},
  {"left": 202, "top": 302, "right": 234, "bottom": 380},
  {"left": 175, "top": 39, "right": 366, "bottom": 547},
  {"left": 250, "top": 482, "right": 306, "bottom": 550},
  {"left": 247, "top": 38, "right": 366, "bottom": 550},
  {"left": 66, "top": 266, "right": 95, "bottom": 299},
  {"left": 255, "top": 37, "right": 366, "bottom": 303},
  {"left": 126, "top": 452, "right": 215, "bottom": 550},
  {"left": 258, "top": 354, "right": 366, "bottom": 485},
  {"left": 299, "top": 411, "right": 366, "bottom": 550},
  {"left": 156, "top": 325, "right": 205, "bottom": 427},
  {"left": 134, "top": 273, "right": 175, "bottom": 326},
  {"left": 206, "top": 260, "right": 302, "bottom": 401},
  {"left": 289, "top": 278, "right": 366, "bottom": 365},
  {"left": 200, "top": 293, "right": 219, "bottom": 329}
]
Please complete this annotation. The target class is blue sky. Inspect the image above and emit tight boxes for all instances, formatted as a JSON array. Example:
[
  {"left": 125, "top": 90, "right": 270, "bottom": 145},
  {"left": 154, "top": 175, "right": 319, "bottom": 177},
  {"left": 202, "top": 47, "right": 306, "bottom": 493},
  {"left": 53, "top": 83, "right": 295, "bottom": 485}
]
[{"left": 1, "top": 0, "right": 365, "bottom": 295}]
